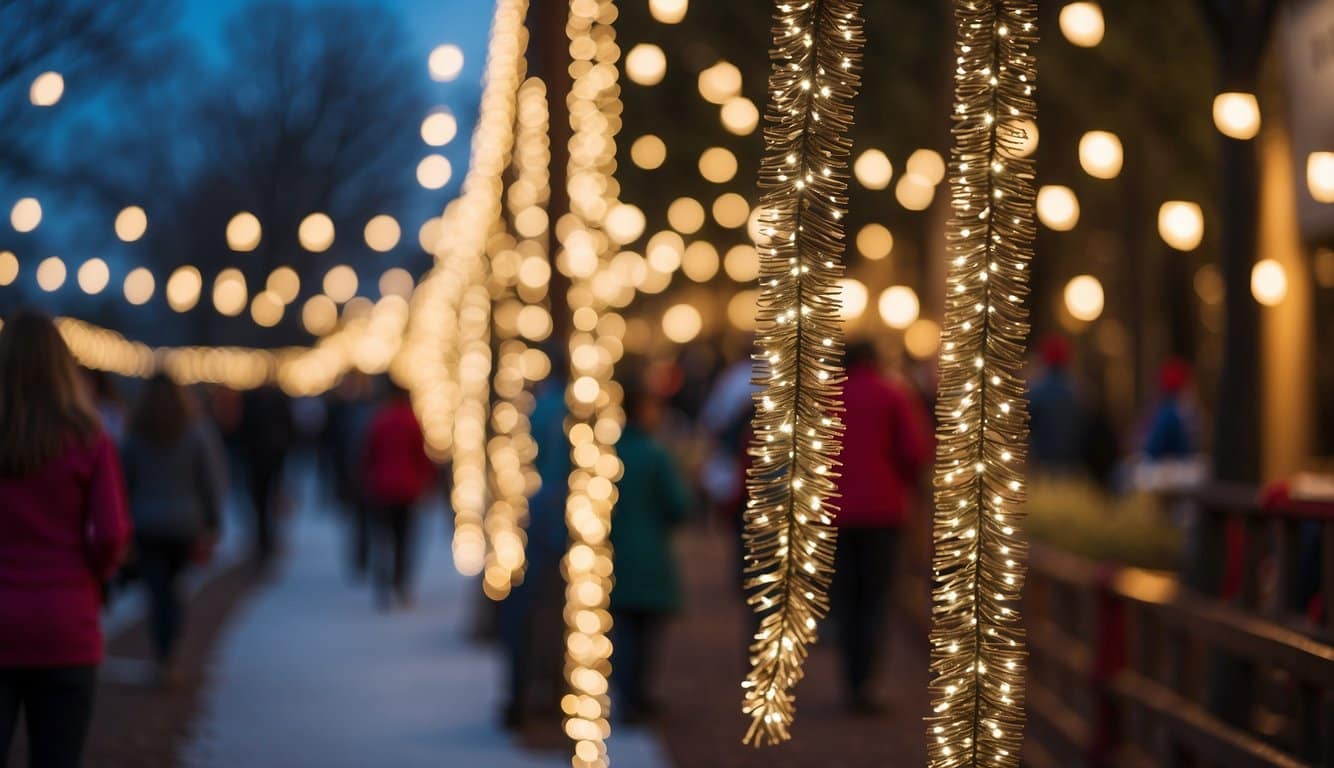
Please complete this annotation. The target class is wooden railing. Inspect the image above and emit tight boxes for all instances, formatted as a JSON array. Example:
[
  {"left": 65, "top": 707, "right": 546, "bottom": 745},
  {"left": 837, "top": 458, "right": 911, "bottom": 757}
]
[{"left": 1024, "top": 486, "right": 1334, "bottom": 768}]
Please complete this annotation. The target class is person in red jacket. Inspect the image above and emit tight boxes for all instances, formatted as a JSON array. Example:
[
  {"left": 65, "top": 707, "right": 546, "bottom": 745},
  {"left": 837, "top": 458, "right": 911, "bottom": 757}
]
[
  {"left": 830, "top": 341, "right": 933, "bottom": 713},
  {"left": 0, "top": 310, "right": 132, "bottom": 767},
  {"left": 360, "top": 379, "right": 436, "bottom": 608}
]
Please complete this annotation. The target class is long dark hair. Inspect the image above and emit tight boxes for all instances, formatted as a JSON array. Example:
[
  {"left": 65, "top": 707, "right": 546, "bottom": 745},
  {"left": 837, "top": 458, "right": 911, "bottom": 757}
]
[
  {"left": 0, "top": 310, "right": 100, "bottom": 476},
  {"left": 129, "top": 372, "right": 194, "bottom": 447}
]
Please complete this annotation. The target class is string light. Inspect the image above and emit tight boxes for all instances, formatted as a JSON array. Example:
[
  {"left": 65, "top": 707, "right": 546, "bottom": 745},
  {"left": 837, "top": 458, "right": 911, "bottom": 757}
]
[
  {"left": 1212, "top": 92, "right": 1261, "bottom": 141},
  {"left": 226, "top": 212, "right": 262, "bottom": 252},
  {"left": 115, "top": 206, "right": 148, "bottom": 242},
  {"left": 1157, "top": 201, "right": 1204, "bottom": 251},
  {"left": 123, "top": 268, "right": 155, "bottom": 305},
  {"left": 10, "top": 198, "right": 42, "bottom": 233},
  {"left": 35, "top": 257, "right": 66, "bottom": 292},
  {"left": 0, "top": 252, "right": 16, "bottom": 286},
  {"left": 1307, "top": 152, "right": 1334, "bottom": 203},
  {"left": 1063, "top": 274, "right": 1104, "bottom": 322},
  {"left": 165, "top": 266, "right": 202, "bottom": 312},
  {"left": 927, "top": 3, "right": 1037, "bottom": 767},
  {"left": 1251, "top": 258, "right": 1287, "bottom": 306},
  {"left": 856, "top": 223, "right": 894, "bottom": 260},
  {"left": 1077, "top": 130, "right": 1123, "bottom": 179},
  {"left": 29, "top": 72, "right": 64, "bottom": 106},
  {"left": 558, "top": 2, "right": 625, "bottom": 765},
  {"left": 879, "top": 285, "right": 920, "bottom": 329},
  {"left": 740, "top": 0, "right": 863, "bottom": 747},
  {"left": 76, "top": 258, "right": 110, "bottom": 295},
  {"left": 428, "top": 44, "right": 465, "bottom": 82},
  {"left": 363, "top": 214, "right": 401, "bottom": 252}
]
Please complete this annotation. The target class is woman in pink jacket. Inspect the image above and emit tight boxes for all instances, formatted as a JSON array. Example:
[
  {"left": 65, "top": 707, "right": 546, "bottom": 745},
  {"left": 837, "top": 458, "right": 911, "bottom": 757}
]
[{"left": 0, "top": 310, "right": 132, "bottom": 768}]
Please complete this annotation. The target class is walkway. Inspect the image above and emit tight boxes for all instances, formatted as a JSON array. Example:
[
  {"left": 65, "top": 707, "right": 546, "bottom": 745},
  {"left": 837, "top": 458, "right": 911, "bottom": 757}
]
[{"left": 183, "top": 485, "right": 668, "bottom": 768}]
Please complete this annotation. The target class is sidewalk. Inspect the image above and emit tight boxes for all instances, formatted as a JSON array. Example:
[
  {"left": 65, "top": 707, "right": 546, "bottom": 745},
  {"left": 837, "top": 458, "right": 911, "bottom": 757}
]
[{"left": 184, "top": 489, "right": 669, "bottom": 768}]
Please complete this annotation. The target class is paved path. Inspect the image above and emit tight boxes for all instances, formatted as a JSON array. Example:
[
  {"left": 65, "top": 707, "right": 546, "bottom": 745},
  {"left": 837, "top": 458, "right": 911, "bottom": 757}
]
[{"left": 184, "top": 487, "right": 668, "bottom": 768}]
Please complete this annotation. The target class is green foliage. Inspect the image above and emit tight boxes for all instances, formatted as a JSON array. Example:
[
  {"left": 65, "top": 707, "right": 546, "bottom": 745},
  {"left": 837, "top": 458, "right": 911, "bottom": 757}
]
[{"left": 1025, "top": 477, "right": 1182, "bottom": 571}]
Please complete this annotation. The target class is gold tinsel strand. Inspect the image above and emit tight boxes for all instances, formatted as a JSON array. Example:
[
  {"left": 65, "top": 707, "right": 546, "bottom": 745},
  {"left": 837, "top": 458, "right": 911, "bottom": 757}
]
[
  {"left": 740, "top": 0, "right": 864, "bottom": 747},
  {"left": 558, "top": 2, "right": 624, "bottom": 766},
  {"left": 926, "top": 2, "right": 1036, "bottom": 767},
  {"left": 482, "top": 75, "right": 552, "bottom": 601}
]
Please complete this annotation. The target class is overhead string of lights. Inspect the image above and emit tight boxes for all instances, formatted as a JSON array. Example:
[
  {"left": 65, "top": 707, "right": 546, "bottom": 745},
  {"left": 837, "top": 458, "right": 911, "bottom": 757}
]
[
  {"left": 926, "top": 2, "right": 1037, "bottom": 767},
  {"left": 740, "top": 0, "right": 864, "bottom": 747}
]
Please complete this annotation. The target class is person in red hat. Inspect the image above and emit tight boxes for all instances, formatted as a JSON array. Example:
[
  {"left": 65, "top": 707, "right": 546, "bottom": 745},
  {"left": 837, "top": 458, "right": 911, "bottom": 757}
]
[
  {"left": 1028, "top": 334, "right": 1086, "bottom": 474},
  {"left": 1144, "top": 357, "right": 1199, "bottom": 460}
]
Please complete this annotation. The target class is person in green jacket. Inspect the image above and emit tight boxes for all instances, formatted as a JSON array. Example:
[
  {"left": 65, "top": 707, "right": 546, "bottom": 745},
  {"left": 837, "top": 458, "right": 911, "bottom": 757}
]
[{"left": 609, "top": 373, "right": 691, "bottom": 722}]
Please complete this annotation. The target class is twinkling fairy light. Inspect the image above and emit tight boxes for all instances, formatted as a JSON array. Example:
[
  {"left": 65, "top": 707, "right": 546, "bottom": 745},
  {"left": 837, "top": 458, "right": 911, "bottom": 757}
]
[
  {"left": 740, "top": 0, "right": 864, "bottom": 747},
  {"left": 557, "top": 1, "right": 625, "bottom": 766},
  {"left": 482, "top": 76, "right": 551, "bottom": 601},
  {"left": 926, "top": 2, "right": 1037, "bottom": 767}
]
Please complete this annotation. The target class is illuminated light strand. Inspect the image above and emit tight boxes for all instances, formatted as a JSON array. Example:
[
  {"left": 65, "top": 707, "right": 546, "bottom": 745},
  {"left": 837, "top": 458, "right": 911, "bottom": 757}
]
[
  {"left": 482, "top": 76, "right": 552, "bottom": 602},
  {"left": 558, "top": 2, "right": 625, "bottom": 766},
  {"left": 739, "top": 0, "right": 864, "bottom": 747},
  {"left": 926, "top": 3, "right": 1036, "bottom": 767}
]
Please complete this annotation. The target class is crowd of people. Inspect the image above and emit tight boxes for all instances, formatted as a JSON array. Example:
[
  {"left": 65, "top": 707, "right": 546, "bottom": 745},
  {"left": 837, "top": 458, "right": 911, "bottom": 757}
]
[{"left": 1, "top": 304, "right": 1206, "bottom": 765}]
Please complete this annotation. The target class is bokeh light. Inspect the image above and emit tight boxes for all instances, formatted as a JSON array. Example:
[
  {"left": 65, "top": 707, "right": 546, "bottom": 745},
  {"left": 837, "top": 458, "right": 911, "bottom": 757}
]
[
  {"left": 213, "top": 268, "right": 249, "bottom": 317},
  {"left": 115, "top": 206, "right": 148, "bottom": 242},
  {"left": 1007, "top": 118, "right": 1039, "bottom": 158},
  {"left": 836, "top": 278, "right": 868, "bottom": 321},
  {"left": 895, "top": 174, "right": 936, "bottom": 211},
  {"left": 1213, "top": 92, "right": 1261, "bottom": 140},
  {"left": 251, "top": 290, "right": 285, "bottom": 327},
  {"left": 904, "top": 318, "right": 941, "bottom": 359},
  {"left": 0, "top": 252, "right": 16, "bottom": 286},
  {"left": 649, "top": 0, "right": 688, "bottom": 23},
  {"left": 1308, "top": 152, "right": 1334, "bottom": 203},
  {"left": 298, "top": 212, "right": 336, "bottom": 252},
  {"left": 1157, "top": 201, "right": 1204, "bottom": 251},
  {"left": 364, "top": 214, "right": 401, "bottom": 252},
  {"left": 428, "top": 44, "right": 465, "bottom": 82},
  {"left": 123, "top": 267, "right": 155, "bottom": 305},
  {"left": 699, "top": 147, "right": 738, "bottom": 184},
  {"left": 727, "top": 289, "right": 758, "bottom": 331},
  {"left": 379, "top": 267, "right": 415, "bottom": 299},
  {"left": 856, "top": 224, "right": 894, "bottom": 260},
  {"left": 421, "top": 110, "right": 458, "bottom": 146},
  {"left": 604, "top": 203, "right": 647, "bottom": 245},
  {"left": 267, "top": 266, "right": 301, "bottom": 304},
  {"left": 698, "top": 61, "right": 742, "bottom": 105},
  {"left": 10, "top": 198, "right": 41, "bottom": 233},
  {"left": 667, "top": 197, "right": 705, "bottom": 234},
  {"left": 630, "top": 135, "right": 667, "bottom": 170},
  {"left": 36, "top": 257, "right": 66, "bottom": 292},
  {"left": 712, "top": 193, "right": 749, "bottom": 229},
  {"left": 323, "top": 265, "right": 359, "bottom": 303},
  {"left": 29, "top": 72, "right": 64, "bottom": 106},
  {"left": 1063, "top": 275, "right": 1105, "bottom": 322},
  {"left": 853, "top": 149, "right": 893, "bottom": 190},
  {"left": 682, "top": 241, "right": 720, "bottom": 282},
  {"left": 226, "top": 212, "right": 262, "bottom": 252},
  {"left": 878, "top": 285, "right": 920, "bottom": 329},
  {"left": 166, "top": 266, "right": 203, "bottom": 312},
  {"left": 1059, "top": 2, "right": 1105, "bottom": 47},
  {"left": 906, "top": 149, "right": 946, "bottom": 186},
  {"left": 724, "top": 244, "right": 759, "bottom": 282},
  {"left": 1078, "top": 131, "right": 1123, "bottom": 179},
  {"left": 625, "top": 44, "right": 667, "bottom": 86},
  {"left": 417, "top": 154, "right": 453, "bottom": 189},
  {"left": 1251, "top": 259, "right": 1287, "bottom": 306},
  {"left": 662, "top": 303, "right": 703, "bottom": 343},
  {"left": 77, "top": 258, "right": 109, "bottom": 295},
  {"left": 302, "top": 294, "right": 338, "bottom": 335},
  {"left": 1036, "top": 185, "right": 1080, "bottom": 231},
  {"left": 721, "top": 97, "right": 760, "bottom": 136}
]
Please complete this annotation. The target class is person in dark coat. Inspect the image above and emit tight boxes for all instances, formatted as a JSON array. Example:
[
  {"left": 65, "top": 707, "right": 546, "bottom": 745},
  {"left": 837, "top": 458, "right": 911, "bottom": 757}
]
[
  {"left": 1027, "top": 334, "right": 1085, "bottom": 474},
  {"left": 239, "top": 386, "right": 293, "bottom": 564},
  {"left": 609, "top": 375, "right": 691, "bottom": 722},
  {"left": 830, "top": 341, "right": 933, "bottom": 713},
  {"left": 0, "top": 310, "right": 132, "bottom": 768},
  {"left": 121, "top": 373, "right": 227, "bottom": 681}
]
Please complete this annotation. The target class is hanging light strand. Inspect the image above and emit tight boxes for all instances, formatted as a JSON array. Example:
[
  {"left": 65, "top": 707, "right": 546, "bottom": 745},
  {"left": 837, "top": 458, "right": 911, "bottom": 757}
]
[
  {"left": 927, "top": 3, "right": 1037, "bottom": 767},
  {"left": 740, "top": 0, "right": 864, "bottom": 747}
]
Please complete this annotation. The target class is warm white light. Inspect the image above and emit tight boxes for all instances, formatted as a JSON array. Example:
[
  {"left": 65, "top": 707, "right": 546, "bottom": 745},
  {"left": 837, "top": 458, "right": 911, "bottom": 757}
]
[
  {"left": 836, "top": 278, "right": 868, "bottom": 321},
  {"left": 1008, "top": 118, "right": 1039, "bottom": 158},
  {"left": 1059, "top": 3, "right": 1105, "bottom": 47},
  {"left": 29, "top": 72, "right": 64, "bottom": 106},
  {"left": 1157, "top": 201, "right": 1204, "bottom": 251},
  {"left": 364, "top": 214, "right": 401, "bottom": 252},
  {"left": 631, "top": 135, "right": 667, "bottom": 170},
  {"left": 662, "top": 303, "right": 703, "bottom": 343},
  {"left": 667, "top": 197, "right": 705, "bottom": 234},
  {"left": 76, "top": 258, "right": 109, "bottom": 295},
  {"left": 379, "top": 267, "right": 415, "bottom": 299},
  {"left": 213, "top": 268, "right": 249, "bottom": 317},
  {"left": 0, "top": 252, "right": 16, "bottom": 286},
  {"left": 647, "top": 231, "right": 685, "bottom": 272},
  {"left": 418, "top": 217, "right": 442, "bottom": 253},
  {"left": 1063, "top": 274, "right": 1104, "bottom": 322},
  {"left": 166, "top": 266, "right": 203, "bottom": 312},
  {"left": 712, "top": 193, "right": 750, "bottom": 229},
  {"left": 226, "top": 212, "right": 262, "bottom": 252},
  {"left": 698, "top": 61, "right": 742, "bottom": 105},
  {"left": 323, "top": 265, "right": 358, "bottom": 303},
  {"left": 604, "top": 203, "right": 647, "bottom": 245},
  {"left": 10, "top": 198, "right": 41, "bottom": 233},
  {"left": 1251, "top": 259, "right": 1287, "bottom": 306},
  {"left": 1078, "top": 131, "right": 1123, "bottom": 179},
  {"left": 1308, "top": 152, "right": 1334, "bottom": 203},
  {"left": 721, "top": 97, "right": 760, "bottom": 136},
  {"left": 36, "top": 257, "right": 66, "bottom": 292},
  {"left": 904, "top": 318, "right": 941, "bottom": 359},
  {"left": 417, "top": 154, "right": 453, "bottom": 189},
  {"left": 1213, "top": 92, "right": 1261, "bottom": 140},
  {"left": 625, "top": 44, "right": 667, "bottom": 86},
  {"left": 251, "top": 290, "right": 284, "bottom": 328},
  {"left": 115, "top": 206, "right": 148, "bottom": 242},
  {"left": 303, "top": 294, "right": 338, "bottom": 335},
  {"left": 421, "top": 110, "right": 458, "bottom": 146},
  {"left": 682, "top": 241, "right": 720, "bottom": 282},
  {"left": 895, "top": 174, "right": 936, "bottom": 211},
  {"left": 267, "top": 266, "right": 300, "bottom": 304},
  {"left": 856, "top": 224, "right": 894, "bottom": 260},
  {"left": 123, "top": 267, "right": 155, "bottom": 305},
  {"left": 906, "top": 149, "right": 946, "bottom": 185},
  {"left": 649, "top": 0, "right": 688, "bottom": 23},
  {"left": 699, "top": 147, "right": 738, "bottom": 183},
  {"left": 1036, "top": 185, "right": 1080, "bottom": 231},
  {"left": 853, "top": 149, "right": 893, "bottom": 190},
  {"left": 727, "top": 289, "right": 758, "bottom": 331},
  {"left": 298, "top": 212, "right": 335, "bottom": 252},
  {"left": 428, "top": 44, "right": 465, "bottom": 82},
  {"left": 878, "top": 285, "right": 920, "bottom": 329},
  {"left": 724, "top": 244, "right": 759, "bottom": 282}
]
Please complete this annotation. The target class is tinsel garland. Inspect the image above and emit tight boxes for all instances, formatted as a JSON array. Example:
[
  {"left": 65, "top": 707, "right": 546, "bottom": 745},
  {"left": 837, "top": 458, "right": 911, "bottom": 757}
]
[
  {"left": 740, "top": 0, "right": 864, "bottom": 747},
  {"left": 926, "top": 2, "right": 1037, "bottom": 767}
]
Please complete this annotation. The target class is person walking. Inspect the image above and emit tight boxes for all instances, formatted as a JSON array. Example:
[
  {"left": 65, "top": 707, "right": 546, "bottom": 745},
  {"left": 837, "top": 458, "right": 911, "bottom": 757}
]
[
  {"left": 1027, "top": 334, "right": 1085, "bottom": 475},
  {"left": 830, "top": 341, "right": 933, "bottom": 713},
  {"left": 360, "top": 380, "right": 435, "bottom": 608},
  {"left": 121, "top": 373, "right": 227, "bottom": 683},
  {"left": 0, "top": 310, "right": 132, "bottom": 768},
  {"left": 238, "top": 386, "right": 293, "bottom": 565},
  {"left": 609, "top": 375, "right": 691, "bottom": 722}
]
